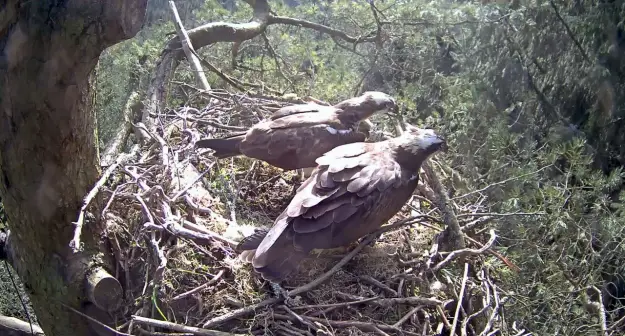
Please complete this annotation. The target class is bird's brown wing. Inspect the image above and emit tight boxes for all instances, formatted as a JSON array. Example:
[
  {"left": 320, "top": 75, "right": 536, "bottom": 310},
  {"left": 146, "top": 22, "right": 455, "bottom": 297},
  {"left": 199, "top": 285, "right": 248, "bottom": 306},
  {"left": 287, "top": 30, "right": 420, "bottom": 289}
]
[
  {"left": 239, "top": 121, "right": 368, "bottom": 170},
  {"left": 252, "top": 141, "right": 418, "bottom": 270},
  {"left": 268, "top": 103, "right": 327, "bottom": 120},
  {"left": 265, "top": 107, "right": 351, "bottom": 130}
]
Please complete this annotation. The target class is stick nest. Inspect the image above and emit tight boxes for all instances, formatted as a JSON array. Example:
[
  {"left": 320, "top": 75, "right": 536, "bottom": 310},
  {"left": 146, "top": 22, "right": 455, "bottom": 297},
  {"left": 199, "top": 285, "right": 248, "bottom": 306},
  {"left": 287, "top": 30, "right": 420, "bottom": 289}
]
[{"left": 88, "top": 90, "right": 523, "bottom": 336}]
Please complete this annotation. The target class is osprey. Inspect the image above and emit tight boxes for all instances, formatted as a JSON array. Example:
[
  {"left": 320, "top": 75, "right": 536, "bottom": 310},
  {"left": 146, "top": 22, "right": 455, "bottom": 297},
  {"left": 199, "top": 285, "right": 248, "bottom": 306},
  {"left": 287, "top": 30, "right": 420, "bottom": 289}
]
[
  {"left": 235, "top": 123, "right": 447, "bottom": 282},
  {"left": 195, "top": 92, "right": 398, "bottom": 171}
]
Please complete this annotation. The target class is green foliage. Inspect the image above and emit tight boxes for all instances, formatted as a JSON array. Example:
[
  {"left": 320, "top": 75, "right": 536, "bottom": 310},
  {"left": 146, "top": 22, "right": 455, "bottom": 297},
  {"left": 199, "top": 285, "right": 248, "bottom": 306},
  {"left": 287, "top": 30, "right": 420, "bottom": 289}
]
[{"left": 94, "top": 19, "right": 173, "bottom": 150}]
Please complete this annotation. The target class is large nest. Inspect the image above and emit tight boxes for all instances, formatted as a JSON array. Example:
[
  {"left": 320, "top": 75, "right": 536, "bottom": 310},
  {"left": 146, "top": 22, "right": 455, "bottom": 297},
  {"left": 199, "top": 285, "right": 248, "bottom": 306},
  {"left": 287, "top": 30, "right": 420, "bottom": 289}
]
[{"left": 90, "top": 90, "right": 524, "bottom": 336}]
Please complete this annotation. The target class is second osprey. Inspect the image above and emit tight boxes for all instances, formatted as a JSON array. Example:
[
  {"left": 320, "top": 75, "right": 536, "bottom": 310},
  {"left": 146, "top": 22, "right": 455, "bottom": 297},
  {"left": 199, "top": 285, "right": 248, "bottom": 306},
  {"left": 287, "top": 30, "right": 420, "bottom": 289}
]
[{"left": 196, "top": 91, "right": 398, "bottom": 171}]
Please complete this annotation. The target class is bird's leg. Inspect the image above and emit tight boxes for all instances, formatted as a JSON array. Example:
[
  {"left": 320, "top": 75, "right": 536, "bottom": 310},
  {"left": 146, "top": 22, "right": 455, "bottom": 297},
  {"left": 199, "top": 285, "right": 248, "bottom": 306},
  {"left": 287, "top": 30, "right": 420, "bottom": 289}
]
[{"left": 270, "top": 281, "right": 297, "bottom": 307}]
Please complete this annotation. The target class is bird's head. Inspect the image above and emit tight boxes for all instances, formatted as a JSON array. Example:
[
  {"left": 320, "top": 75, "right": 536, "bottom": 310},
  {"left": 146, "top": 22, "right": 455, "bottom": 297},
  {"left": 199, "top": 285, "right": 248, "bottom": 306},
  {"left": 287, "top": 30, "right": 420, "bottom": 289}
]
[
  {"left": 398, "top": 123, "right": 448, "bottom": 156},
  {"left": 334, "top": 91, "right": 399, "bottom": 121},
  {"left": 360, "top": 91, "right": 399, "bottom": 116}
]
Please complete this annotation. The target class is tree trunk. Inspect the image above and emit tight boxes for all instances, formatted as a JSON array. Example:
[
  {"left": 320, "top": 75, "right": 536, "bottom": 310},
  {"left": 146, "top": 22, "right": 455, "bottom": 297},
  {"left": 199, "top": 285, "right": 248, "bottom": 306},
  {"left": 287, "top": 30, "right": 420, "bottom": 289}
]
[{"left": 0, "top": 1, "right": 147, "bottom": 335}]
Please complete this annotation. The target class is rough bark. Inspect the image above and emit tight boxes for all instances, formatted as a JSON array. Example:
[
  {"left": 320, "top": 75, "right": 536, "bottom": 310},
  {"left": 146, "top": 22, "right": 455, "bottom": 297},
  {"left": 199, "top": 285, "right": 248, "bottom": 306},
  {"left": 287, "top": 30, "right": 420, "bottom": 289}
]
[{"left": 0, "top": 1, "right": 147, "bottom": 335}]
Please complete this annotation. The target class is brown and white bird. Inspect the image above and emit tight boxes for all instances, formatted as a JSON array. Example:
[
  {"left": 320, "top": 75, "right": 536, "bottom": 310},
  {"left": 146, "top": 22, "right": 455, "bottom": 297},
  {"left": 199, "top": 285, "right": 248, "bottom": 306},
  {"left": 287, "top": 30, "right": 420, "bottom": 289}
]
[
  {"left": 235, "top": 123, "right": 447, "bottom": 282},
  {"left": 195, "top": 92, "right": 398, "bottom": 171}
]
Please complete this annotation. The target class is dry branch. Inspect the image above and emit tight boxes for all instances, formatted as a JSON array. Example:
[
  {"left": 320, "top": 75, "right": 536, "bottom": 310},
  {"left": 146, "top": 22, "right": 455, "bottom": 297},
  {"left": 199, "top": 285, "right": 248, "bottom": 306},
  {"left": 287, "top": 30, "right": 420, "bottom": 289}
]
[
  {"left": 431, "top": 229, "right": 497, "bottom": 272},
  {"left": 422, "top": 162, "right": 465, "bottom": 250},
  {"left": 0, "top": 315, "right": 44, "bottom": 336},
  {"left": 450, "top": 263, "right": 470, "bottom": 335},
  {"left": 132, "top": 316, "right": 243, "bottom": 336},
  {"left": 70, "top": 145, "right": 139, "bottom": 252},
  {"left": 169, "top": 1, "right": 211, "bottom": 91},
  {"left": 101, "top": 92, "right": 142, "bottom": 167}
]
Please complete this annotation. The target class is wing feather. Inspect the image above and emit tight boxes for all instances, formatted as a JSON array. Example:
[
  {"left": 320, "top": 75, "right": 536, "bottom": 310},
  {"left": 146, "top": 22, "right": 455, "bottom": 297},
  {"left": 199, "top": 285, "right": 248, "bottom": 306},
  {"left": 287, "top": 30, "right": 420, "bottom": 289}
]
[
  {"left": 267, "top": 108, "right": 343, "bottom": 129},
  {"left": 316, "top": 142, "right": 370, "bottom": 166},
  {"left": 269, "top": 103, "right": 324, "bottom": 120},
  {"left": 253, "top": 213, "right": 290, "bottom": 265},
  {"left": 302, "top": 197, "right": 353, "bottom": 219},
  {"left": 247, "top": 138, "right": 426, "bottom": 281},
  {"left": 328, "top": 166, "right": 362, "bottom": 182}
]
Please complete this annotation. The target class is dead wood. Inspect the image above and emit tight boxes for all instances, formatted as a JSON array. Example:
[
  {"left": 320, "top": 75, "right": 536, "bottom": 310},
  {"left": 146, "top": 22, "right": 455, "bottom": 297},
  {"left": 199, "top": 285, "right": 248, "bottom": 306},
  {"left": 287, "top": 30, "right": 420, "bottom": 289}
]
[
  {"left": 85, "top": 267, "right": 123, "bottom": 312},
  {"left": 0, "top": 315, "right": 44, "bottom": 336},
  {"left": 169, "top": 1, "right": 211, "bottom": 91},
  {"left": 101, "top": 91, "right": 144, "bottom": 167}
]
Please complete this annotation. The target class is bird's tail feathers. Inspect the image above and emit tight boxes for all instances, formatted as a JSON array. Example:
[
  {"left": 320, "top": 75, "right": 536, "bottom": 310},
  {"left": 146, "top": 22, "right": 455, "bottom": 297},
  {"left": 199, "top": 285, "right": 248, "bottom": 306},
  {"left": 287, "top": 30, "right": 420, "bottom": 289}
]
[
  {"left": 236, "top": 228, "right": 270, "bottom": 252},
  {"left": 238, "top": 250, "right": 256, "bottom": 263},
  {"left": 196, "top": 134, "right": 245, "bottom": 158},
  {"left": 255, "top": 249, "right": 308, "bottom": 282}
]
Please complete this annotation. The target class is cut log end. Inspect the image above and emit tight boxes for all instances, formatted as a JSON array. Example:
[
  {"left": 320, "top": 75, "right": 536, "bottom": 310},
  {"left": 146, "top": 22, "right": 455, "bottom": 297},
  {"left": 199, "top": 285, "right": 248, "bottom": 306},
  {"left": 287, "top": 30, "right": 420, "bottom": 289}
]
[{"left": 85, "top": 267, "right": 123, "bottom": 312}]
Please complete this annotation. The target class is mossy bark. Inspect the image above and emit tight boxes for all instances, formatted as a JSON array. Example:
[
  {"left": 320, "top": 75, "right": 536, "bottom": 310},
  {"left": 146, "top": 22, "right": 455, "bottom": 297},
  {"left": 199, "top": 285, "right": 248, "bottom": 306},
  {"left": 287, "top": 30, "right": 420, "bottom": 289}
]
[{"left": 0, "top": 1, "right": 147, "bottom": 335}]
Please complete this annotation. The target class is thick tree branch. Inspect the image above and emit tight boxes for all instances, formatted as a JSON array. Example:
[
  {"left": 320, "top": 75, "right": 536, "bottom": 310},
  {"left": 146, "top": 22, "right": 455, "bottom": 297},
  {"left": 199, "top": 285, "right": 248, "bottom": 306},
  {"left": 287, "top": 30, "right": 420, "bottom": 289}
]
[{"left": 267, "top": 15, "right": 378, "bottom": 44}]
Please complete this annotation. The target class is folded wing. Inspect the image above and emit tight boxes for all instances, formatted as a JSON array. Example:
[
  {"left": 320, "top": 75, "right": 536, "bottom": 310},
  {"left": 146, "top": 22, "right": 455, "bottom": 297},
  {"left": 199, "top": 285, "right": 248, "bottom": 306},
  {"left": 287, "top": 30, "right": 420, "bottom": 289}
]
[
  {"left": 240, "top": 119, "right": 368, "bottom": 170},
  {"left": 250, "top": 141, "right": 419, "bottom": 281}
]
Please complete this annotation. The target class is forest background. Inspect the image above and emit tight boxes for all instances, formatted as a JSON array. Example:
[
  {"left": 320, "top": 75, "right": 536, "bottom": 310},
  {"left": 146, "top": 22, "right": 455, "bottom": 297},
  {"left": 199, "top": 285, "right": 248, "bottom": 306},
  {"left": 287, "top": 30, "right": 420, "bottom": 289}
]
[{"left": 1, "top": 0, "right": 625, "bottom": 335}]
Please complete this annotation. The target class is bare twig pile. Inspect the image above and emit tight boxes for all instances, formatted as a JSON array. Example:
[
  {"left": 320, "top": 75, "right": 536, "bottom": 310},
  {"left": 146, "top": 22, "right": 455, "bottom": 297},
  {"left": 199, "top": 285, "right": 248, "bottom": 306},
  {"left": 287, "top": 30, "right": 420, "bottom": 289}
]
[{"left": 91, "top": 90, "right": 529, "bottom": 336}]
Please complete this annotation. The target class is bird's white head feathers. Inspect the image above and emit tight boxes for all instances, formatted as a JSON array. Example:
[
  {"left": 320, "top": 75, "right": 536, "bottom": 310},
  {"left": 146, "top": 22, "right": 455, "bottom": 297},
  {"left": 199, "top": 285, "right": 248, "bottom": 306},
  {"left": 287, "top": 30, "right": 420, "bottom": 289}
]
[
  {"left": 338, "top": 91, "right": 398, "bottom": 116},
  {"left": 398, "top": 124, "right": 447, "bottom": 154},
  {"left": 360, "top": 91, "right": 398, "bottom": 114}
]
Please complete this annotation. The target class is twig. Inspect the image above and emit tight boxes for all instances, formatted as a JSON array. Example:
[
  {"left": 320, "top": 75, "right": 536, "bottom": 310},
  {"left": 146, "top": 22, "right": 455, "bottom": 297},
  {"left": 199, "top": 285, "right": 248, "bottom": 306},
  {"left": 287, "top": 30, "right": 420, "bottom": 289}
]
[
  {"left": 280, "top": 305, "right": 320, "bottom": 333},
  {"left": 358, "top": 275, "right": 398, "bottom": 297},
  {"left": 191, "top": 49, "right": 282, "bottom": 96},
  {"left": 452, "top": 165, "right": 552, "bottom": 200},
  {"left": 201, "top": 297, "right": 282, "bottom": 328},
  {"left": 372, "top": 326, "right": 392, "bottom": 336},
  {"left": 189, "top": 117, "right": 248, "bottom": 131},
  {"left": 334, "top": 292, "right": 444, "bottom": 308},
  {"left": 181, "top": 220, "right": 237, "bottom": 248},
  {"left": 451, "top": 263, "right": 470, "bottom": 336},
  {"left": 170, "top": 269, "right": 225, "bottom": 301},
  {"left": 272, "top": 313, "right": 420, "bottom": 335},
  {"left": 60, "top": 302, "right": 133, "bottom": 336},
  {"left": 171, "top": 165, "right": 213, "bottom": 202},
  {"left": 457, "top": 212, "right": 546, "bottom": 218},
  {"left": 70, "top": 147, "right": 137, "bottom": 252},
  {"left": 431, "top": 230, "right": 497, "bottom": 272},
  {"left": 591, "top": 285, "right": 609, "bottom": 336},
  {"left": 393, "top": 305, "right": 422, "bottom": 328},
  {"left": 290, "top": 297, "right": 380, "bottom": 310},
  {"left": 267, "top": 15, "right": 377, "bottom": 44},
  {"left": 478, "top": 275, "right": 504, "bottom": 336},
  {"left": 548, "top": 0, "right": 591, "bottom": 63},
  {"left": 132, "top": 315, "right": 243, "bottom": 336}
]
